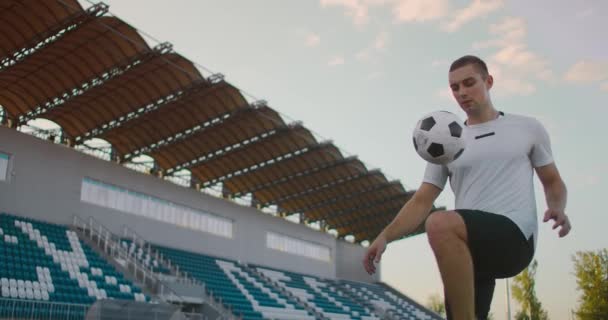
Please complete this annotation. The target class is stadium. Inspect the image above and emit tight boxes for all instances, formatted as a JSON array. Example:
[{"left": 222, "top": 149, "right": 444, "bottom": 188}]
[{"left": 0, "top": 1, "right": 445, "bottom": 319}]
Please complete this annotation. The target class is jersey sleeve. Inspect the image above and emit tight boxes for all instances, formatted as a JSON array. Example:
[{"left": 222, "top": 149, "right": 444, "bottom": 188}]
[
  {"left": 529, "top": 118, "right": 554, "bottom": 168},
  {"left": 422, "top": 162, "right": 448, "bottom": 190}
]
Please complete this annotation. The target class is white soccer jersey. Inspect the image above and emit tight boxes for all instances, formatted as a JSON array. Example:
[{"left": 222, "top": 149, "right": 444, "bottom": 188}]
[{"left": 422, "top": 112, "right": 554, "bottom": 245}]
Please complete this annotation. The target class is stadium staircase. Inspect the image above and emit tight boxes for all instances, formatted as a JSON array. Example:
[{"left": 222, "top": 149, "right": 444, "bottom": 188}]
[
  {"left": 0, "top": 212, "right": 146, "bottom": 319},
  {"left": 72, "top": 215, "right": 236, "bottom": 320}
]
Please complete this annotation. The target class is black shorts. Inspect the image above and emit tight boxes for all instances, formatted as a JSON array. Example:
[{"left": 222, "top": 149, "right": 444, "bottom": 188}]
[{"left": 445, "top": 209, "right": 535, "bottom": 320}]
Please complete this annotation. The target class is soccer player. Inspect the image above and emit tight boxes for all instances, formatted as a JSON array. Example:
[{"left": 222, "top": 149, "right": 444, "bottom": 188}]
[{"left": 362, "top": 55, "right": 571, "bottom": 320}]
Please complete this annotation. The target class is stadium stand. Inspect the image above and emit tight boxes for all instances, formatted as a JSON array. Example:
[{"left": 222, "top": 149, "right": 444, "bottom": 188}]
[
  {"left": 338, "top": 279, "right": 443, "bottom": 320},
  {"left": 0, "top": 0, "right": 448, "bottom": 318},
  {"left": 120, "top": 239, "right": 171, "bottom": 275},
  {"left": 0, "top": 206, "right": 443, "bottom": 319},
  {"left": 254, "top": 265, "right": 379, "bottom": 320},
  {"left": 152, "top": 244, "right": 316, "bottom": 320},
  {"left": 0, "top": 212, "right": 147, "bottom": 311}
]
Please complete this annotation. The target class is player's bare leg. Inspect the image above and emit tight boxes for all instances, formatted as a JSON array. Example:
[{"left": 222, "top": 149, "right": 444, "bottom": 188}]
[{"left": 426, "top": 211, "right": 475, "bottom": 320}]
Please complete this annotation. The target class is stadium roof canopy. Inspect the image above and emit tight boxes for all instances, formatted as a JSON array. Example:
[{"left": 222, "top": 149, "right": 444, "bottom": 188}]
[{"left": 0, "top": 0, "right": 440, "bottom": 243}]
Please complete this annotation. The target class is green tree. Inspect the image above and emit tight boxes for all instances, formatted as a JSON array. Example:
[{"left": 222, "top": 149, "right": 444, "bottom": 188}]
[
  {"left": 572, "top": 249, "right": 608, "bottom": 320},
  {"left": 426, "top": 293, "right": 446, "bottom": 317},
  {"left": 511, "top": 259, "right": 549, "bottom": 320}
]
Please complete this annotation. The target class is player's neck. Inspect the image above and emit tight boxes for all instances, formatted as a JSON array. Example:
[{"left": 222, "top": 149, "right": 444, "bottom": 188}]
[{"left": 466, "top": 104, "right": 499, "bottom": 126}]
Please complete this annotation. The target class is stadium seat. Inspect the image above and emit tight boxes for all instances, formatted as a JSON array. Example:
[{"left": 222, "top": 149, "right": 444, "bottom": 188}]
[
  {"left": 152, "top": 244, "right": 316, "bottom": 320},
  {"left": 120, "top": 239, "right": 171, "bottom": 275},
  {"left": 0, "top": 212, "right": 148, "bottom": 311},
  {"left": 254, "top": 265, "right": 379, "bottom": 320},
  {"left": 340, "top": 279, "right": 439, "bottom": 320}
]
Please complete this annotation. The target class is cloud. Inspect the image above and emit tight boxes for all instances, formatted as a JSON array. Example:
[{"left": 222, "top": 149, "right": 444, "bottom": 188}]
[
  {"left": 356, "top": 31, "right": 390, "bottom": 63},
  {"left": 305, "top": 33, "right": 321, "bottom": 47},
  {"left": 601, "top": 82, "right": 608, "bottom": 92},
  {"left": 392, "top": 0, "right": 449, "bottom": 23},
  {"left": 320, "top": 0, "right": 371, "bottom": 25},
  {"left": 489, "top": 64, "right": 537, "bottom": 96},
  {"left": 441, "top": 0, "right": 504, "bottom": 32},
  {"left": 472, "top": 17, "right": 554, "bottom": 97},
  {"left": 374, "top": 31, "right": 389, "bottom": 51},
  {"left": 563, "top": 60, "right": 608, "bottom": 84},
  {"left": 328, "top": 55, "right": 346, "bottom": 66},
  {"left": 319, "top": 0, "right": 502, "bottom": 33},
  {"left": 473, "top": 16, "right": 526, "bottom": 49}
]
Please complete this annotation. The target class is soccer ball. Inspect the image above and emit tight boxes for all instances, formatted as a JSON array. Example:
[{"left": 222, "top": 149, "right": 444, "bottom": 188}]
[{"left": 412, "top": 111, "right": 466, "bottom": 165}]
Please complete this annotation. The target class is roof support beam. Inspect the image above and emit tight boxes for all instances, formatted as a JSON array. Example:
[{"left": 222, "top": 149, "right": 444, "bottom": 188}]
[
  {"left": 208, "top": 142, "right": 332, "bottom": 191},
  {"left": 333, "top": 200, "right": 443, "bottom": 231},
  {"left": 166, "top": 123, "right": 302, "bottom": 175},
  {"left": 333, "top": 208, "right": 396, "bottom": 231},
  {"left": 19, "top": 43, "right": 172, "bottom": 126},
  {"left": 309, "top": 193, "right": 410, "bottom": 223},
  {"left": 235, "top": 156, "right": 358, "bottom": 201},
  {"left": 122, "top": 105, "right": 254, "bottom": 162},
  {"left": 262, "top": 167, "right": 373, "bottom": 208},
  {"left": 347, "top": 213, "right": 425, "bottom": 242},
  {"left": 1, "top": 3, "right": 108, "bottom": 71},
  {"left": 75, "top": 80, "right": 223, "bottom": 143},
  {"left": 285, "top": 179, "right": 399, "bottom": 215}
]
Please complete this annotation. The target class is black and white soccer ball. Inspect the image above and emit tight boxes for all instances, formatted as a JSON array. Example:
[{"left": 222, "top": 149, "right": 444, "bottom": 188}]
[{"left": 412, "top": 111, "right": 466, "bottom": 165}]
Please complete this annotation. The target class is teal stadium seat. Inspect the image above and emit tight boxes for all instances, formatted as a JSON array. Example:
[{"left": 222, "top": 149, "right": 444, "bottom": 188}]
[
  {"left": 120, "top": 239, "right": 171, "bottom": 275},
  {"left": 0, "top": 212, "right": 147, "bottom": 318},
  {"left": 340, "top": 279, "right": 441, "bottom": 320},
  {"left": 152, "top": 245, "right": 315, "bottom": 320},
  {"left": 254, "top": 265, "right": 380, "bottom": 320}
]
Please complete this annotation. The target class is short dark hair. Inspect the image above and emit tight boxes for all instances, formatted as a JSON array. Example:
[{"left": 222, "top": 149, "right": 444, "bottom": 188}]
[{"left": 449, "top": 55, "right": 489, "bottom": 79}]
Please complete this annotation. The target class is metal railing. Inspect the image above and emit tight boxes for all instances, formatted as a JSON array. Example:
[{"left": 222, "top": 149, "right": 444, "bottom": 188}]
[
  {"left": 182, "top": 312, "right": 208, "bottom": 320},
  {"left": 72, "top": 215, "right": 238, "bottom": 320},
  {"left": 0, "top": 297, "right": 88, "bottom": 320},
  {"left": 71, "top": 216, "right": 186, "bottom": 304},
  {"left": 120, "top": 225, "right": 240, "bottom": 320},
  {"left": 120, "top": 225, "right": 199, "bottom": 286}
]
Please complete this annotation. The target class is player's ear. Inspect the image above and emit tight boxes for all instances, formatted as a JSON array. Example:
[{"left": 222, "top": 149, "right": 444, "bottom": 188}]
[{"left": 486, "top": 74, "right": 494, "bottom": 90}]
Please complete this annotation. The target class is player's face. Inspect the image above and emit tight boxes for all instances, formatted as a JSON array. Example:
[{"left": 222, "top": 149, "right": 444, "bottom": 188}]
[{"left": 448, "top": 64, "right": 493, "bottom": 116}]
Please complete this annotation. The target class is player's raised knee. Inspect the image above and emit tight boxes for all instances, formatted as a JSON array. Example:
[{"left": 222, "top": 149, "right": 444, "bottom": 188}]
[{"left": 425, "top": 211, "right": 465, "bottom": 242}]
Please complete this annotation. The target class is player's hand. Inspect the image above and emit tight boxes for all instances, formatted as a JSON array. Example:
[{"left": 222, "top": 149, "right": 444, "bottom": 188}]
[
  {"left": 543, "top": 208, "right": 571, "bottom": 237},
  {"left": 363, "top": 235, "right": 387, "bottom": 275}
]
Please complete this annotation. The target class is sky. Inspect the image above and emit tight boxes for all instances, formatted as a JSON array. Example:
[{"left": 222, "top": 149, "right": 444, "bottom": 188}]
[{"left": 69, "top": 1, "right": 608, "bottom": 319}]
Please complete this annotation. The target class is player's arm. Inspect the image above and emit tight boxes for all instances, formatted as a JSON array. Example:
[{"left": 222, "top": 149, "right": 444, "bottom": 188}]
[
  {"left": 363, "top": 182, "right": 442, "bottom": 274},
  {"left": 536, "top": 163, "right": 567, "bottom": 212},
  {"left": 379, "top": 182, "right": 442, "bottom": 243},
  {"left": 535, "top": 163, "right": 570, "bottom": 237}
]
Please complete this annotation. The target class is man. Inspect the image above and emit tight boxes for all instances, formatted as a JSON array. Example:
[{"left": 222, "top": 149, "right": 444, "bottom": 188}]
[{"left": 362, "top": 55, "right": 571, "bottom": 320}]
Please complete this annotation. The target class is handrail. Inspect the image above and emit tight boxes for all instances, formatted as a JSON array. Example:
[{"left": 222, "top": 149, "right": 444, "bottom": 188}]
[
  {"left": 72, "top": 215, "right": 239, "bottom": 320},
  {"left": 120, "top": 225, "right": 240, "bottom": 320},
  {"left": 121, "top": 225, "right": 200, "bottom": 286},
  {"left": 0, "top": 297, "right": 89, "bottom": 319},
  {"left": 71, "top": 215, "right": 187, "bottom": 307}
]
